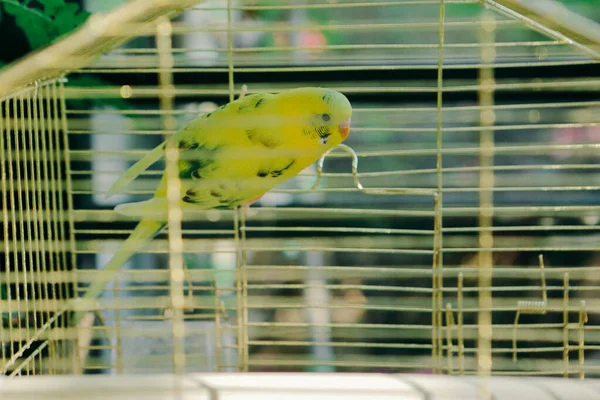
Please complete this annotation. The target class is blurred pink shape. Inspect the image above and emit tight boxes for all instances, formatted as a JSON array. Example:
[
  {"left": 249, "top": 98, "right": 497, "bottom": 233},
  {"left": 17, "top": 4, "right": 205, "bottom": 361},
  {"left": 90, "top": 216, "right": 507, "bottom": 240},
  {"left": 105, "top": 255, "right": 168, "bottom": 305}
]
[
  {"left": 300, "top": 28, "right": 327, "bottom": 55},
  {"left": 551, "top": 126, "right": 600, "bottom": 160}
]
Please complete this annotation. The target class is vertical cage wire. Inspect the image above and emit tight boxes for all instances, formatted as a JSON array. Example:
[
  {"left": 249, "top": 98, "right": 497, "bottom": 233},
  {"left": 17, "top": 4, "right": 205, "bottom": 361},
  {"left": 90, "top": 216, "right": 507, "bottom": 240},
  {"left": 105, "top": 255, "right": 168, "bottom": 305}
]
[
  {"left": 476, "top": 9, "right": 497, "bottom": 400},
  {"left": 156, "top": 15, "right": 188, "bottom": 376},
  {"left": 431, "top": 0, "right": 446, "bottom": 374},
  {"left": 1, "top": 81, "right": 74, "bottom": 376}
]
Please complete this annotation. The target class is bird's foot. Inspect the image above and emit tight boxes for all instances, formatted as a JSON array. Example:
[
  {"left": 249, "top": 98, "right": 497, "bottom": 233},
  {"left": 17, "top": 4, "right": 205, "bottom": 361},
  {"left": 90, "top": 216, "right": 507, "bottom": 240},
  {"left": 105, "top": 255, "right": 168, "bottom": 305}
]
[
  {"left": 238, "top": 84, "right": 248, "bottom": 99},
  {"left": 240, "top": 195, "right": 262, "bottom": 219}
]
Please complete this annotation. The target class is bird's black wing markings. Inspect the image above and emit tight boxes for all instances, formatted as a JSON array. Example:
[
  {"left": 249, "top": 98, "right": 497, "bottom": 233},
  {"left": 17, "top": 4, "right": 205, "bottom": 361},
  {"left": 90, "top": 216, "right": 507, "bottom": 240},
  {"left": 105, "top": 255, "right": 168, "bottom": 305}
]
[
  {"left": 257, "top": 160, "right": 295, "bottom": 178},
  {"left": 177, "top": 139, "right": 219, "bottom": 181},
  {"left": 270, "top": 160, "right": 295, "bottom": 178},
  {"left": 211, "top": 189, "right": 230, "bottom": 205},
  {"left": 257, "top": 168, "right": 269, "bottom": 178},
  {"left": 246, "top": 129, "right": 258, "bottom": 142},
  {"left": 178, "top": 140, "right": 200, "bottom": 150},
  {"left": 183, "top": 187, "right": 217, "bottom": 205},
  {"left": 237, "top": 94, "right": 266, "bottom": 112},
  {"left": 184, "top": 185, "right": 242, "bottom": 207},
  {"left": 182, "top": 187, "right": 199, "bottom": 204},
  {"left": 260, "top": 136, "right": 278, "bottom": 149},
  {"left": 179, "top": 158, "right": 214, "bottom": 180}
]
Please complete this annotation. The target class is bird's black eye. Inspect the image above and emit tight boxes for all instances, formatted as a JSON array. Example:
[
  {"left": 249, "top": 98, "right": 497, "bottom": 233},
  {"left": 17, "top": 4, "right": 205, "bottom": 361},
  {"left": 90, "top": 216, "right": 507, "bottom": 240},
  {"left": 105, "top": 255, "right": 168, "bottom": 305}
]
[{"left": 321, "top": 113, "right": 331, "bottom": 122}]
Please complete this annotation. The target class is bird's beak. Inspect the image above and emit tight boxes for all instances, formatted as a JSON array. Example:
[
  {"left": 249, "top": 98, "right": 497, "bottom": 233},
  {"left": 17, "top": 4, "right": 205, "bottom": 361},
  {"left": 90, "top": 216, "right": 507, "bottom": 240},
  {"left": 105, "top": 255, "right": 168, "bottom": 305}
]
[{"left": 338, "top": 118, "right": 351, "bottom": 140}]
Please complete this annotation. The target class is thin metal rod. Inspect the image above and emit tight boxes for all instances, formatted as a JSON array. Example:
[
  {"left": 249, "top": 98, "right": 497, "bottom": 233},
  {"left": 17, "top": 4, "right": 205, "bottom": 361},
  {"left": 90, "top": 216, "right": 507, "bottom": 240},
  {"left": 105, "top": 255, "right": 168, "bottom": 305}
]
[
  {"left": 432, "top": 0, "right": 446, "bottom": 374},
  {"left": 476, "top": 9, "right": 496, "bottom": 399},
  {"left": 0, "top": 0, "right": 200, "bottom": 98},
  {"left": 483, "top": 0, "right": 600, "bottom": 60},
  {"left": 156, "top": 16, "right": 186, "bottom": 376},
  {"left": 563, "top": 273, "right": 569, "bottom": 378},
  {"left": 59, "top": 79, "right": 80, "bottom": 373}
]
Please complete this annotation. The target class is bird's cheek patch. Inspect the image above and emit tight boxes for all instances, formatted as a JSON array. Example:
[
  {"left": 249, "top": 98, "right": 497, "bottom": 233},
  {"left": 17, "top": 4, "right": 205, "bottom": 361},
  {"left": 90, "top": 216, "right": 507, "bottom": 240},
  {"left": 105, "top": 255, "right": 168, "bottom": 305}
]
[{"left": 319, "top": 134, "right": 330, "bottom": 145}]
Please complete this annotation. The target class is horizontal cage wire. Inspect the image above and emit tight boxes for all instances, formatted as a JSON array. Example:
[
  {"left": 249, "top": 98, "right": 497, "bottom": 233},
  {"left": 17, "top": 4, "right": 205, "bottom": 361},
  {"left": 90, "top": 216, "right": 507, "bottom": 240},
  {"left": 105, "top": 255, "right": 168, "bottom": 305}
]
[{"left": 0, "top": 0, "right": 599, "bottom": 388}]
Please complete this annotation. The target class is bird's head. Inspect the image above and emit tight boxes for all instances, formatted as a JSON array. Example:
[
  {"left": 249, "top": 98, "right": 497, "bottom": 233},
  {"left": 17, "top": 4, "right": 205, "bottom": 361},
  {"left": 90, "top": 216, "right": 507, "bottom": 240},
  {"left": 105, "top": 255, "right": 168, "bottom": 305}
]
[{"left": 274, "top": 87, "right": 353, "bottom": 149}]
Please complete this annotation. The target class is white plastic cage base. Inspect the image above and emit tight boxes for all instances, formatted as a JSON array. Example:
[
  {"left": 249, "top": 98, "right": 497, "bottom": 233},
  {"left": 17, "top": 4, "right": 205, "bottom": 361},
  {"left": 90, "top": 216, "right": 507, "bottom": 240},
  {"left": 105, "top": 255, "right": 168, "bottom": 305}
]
[{"left": 1, "top": 373, "right": 600, "bottom": 400}]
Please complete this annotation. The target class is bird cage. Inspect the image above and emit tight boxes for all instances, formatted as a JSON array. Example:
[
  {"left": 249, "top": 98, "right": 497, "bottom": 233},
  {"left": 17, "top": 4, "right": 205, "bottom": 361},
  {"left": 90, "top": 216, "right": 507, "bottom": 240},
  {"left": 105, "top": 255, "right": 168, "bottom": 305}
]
[{"left": 1, "top": 0, "right": 600, "bottom": 397}]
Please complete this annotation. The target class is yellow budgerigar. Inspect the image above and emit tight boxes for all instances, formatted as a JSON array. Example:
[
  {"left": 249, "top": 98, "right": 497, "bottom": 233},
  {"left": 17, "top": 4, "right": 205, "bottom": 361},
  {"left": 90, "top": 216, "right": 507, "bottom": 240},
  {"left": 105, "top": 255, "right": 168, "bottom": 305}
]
[{"left": 73, "top": 87, "right": 352, "bottom": 324}]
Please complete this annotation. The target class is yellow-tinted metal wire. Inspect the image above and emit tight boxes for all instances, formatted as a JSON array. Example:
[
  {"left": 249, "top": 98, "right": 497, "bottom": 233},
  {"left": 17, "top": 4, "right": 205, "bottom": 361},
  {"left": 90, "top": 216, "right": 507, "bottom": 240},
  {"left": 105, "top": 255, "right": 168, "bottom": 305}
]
[
  {"left": 156, "top": 16, "right": 187, "bottom": 378},
  {"left": 432, "top": 0, "right": 446, "bottom": 373},
  {"left": 563, "top": 272, "right": 570, "bottom": 378},
  {"left": 476, "top": 10, "right": 496, "bottom": 398},
  {"left": 445, "top": 302, "right": 455, "bottom": 373},
  {"left": 25, "top": 91, "right": 41, "bottom": 374},
  {"left": 0, "top": 98, "right": 10, "bottom": 370},
  {"left": 578, "top": 300, "right": 587, "bottom": 380},
  {"left": 17, "top": 94, "right": 33, "bottom": 364},
  {"left": 39, "top": 84, "right": 62, "bottom": 370},
  {"left": 32, "top": 83, "right": 53, "bottom": 374},
  {"left": 59, "top": 79, "right": 79, "bottom": 373},
  {"left": 39, "top": 85, "right": 60, "bottom": 332},
  {"left": 7, "top": 98, "right": 24, "bottom": 359},
  {"left": 0, "top": 78, "right": 75, "bottom": 375},
  {"left": 457, "top": 273, "right": 465, "bottom": 374}
]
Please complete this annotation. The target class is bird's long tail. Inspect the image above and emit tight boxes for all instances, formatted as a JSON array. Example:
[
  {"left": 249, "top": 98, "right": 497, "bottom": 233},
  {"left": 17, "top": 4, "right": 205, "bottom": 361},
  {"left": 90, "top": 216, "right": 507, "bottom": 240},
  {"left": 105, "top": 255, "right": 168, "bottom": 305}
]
[
  {"left": 105, "top": 140, "right": 166, "bottom": 198},
  {"left": 71, "top": 219, "right": 166, "bottom": 326}
]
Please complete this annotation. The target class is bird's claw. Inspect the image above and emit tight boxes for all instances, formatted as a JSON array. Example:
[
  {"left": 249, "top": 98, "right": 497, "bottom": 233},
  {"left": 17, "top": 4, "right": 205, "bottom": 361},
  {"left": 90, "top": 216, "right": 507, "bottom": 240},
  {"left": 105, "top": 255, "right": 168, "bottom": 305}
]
[
  {"left": 240, "top": 195, "right": 262, "bottom": 219},
  {"left": 239, "top": 84, "right": 248, "bottom": 99}
]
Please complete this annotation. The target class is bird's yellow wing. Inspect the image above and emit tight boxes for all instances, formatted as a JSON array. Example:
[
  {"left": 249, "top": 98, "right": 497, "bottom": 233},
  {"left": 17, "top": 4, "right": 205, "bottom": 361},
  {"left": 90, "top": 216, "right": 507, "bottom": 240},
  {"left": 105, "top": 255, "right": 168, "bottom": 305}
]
[{"left": 152, "top": 91, "right": 305, "bottom": 209}]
